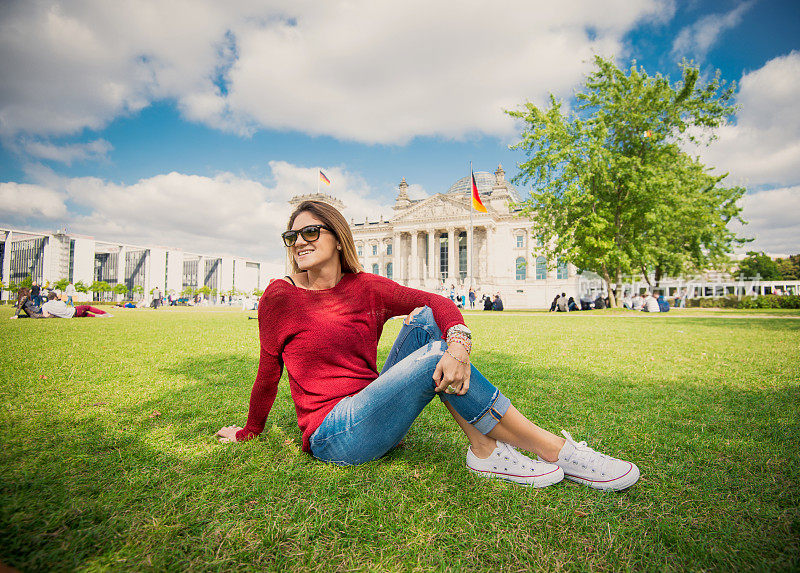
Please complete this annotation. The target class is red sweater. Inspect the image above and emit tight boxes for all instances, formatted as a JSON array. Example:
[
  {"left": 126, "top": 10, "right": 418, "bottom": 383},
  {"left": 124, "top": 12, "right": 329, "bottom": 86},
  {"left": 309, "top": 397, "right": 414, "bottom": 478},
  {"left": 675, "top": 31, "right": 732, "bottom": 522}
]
[{"left": 236, "top": 272, "right": 465, "bottom": 451}]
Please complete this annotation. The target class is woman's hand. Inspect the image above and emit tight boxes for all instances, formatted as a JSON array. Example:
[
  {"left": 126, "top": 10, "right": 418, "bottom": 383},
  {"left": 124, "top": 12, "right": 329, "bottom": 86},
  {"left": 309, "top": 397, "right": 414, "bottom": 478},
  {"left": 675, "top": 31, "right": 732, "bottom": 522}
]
[
  {"left": 215, "top": 425, "right": 242, "bottom": 443},
  {"left": 432, "top": 343, "right": 470, "bottom": 396}
]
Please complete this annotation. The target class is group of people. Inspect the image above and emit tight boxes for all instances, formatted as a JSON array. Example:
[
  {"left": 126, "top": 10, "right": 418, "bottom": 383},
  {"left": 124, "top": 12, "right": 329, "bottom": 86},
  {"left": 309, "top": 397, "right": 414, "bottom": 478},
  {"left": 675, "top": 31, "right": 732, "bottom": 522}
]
[
  {"left": 621, "top": 292, "right": 671, "bottom": 312},
  {"left": 549, "top": 292, "right": 607, "bottom": 312},
  {"left": 549, "top": 291, "right": 675, "bottom": 313},
  {"left": 10, "top": 287, "right": 111, "bottom": 319}
]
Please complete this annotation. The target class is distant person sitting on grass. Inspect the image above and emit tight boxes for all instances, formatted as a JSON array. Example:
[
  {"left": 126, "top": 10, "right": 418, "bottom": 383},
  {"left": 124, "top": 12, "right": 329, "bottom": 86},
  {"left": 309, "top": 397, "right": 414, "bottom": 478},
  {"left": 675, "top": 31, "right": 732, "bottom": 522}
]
[
  {"left": 9, "top": 287, "right": 43, "bottom": 319},
  {"left": 216, "top": 200, "right": 640, "bottom": 491},
  {"left": 642, "top": 292, "right": 660, "bottom": 313},
  {"left": 41, "top": 292, "right": 112, "bottom": 318},
  {"left": 632, "top": 293, "right": 645, "bottom": 311},
  {"left": 492, "top": 293, "right": 504, "bottom": 311},
  {"left": 657, "top": 294, "right": 670, "bottom": 313}
]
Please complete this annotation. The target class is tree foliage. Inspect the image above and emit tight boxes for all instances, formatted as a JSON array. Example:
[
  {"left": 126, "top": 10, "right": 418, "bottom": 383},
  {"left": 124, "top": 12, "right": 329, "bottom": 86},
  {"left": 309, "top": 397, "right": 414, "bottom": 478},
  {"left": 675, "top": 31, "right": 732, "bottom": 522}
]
[
  {"left": 734, "top": 251, "right": 782, "bottom": 280},
  {"left": 508, "top": 56, "right": 746, "bottom": 305}
]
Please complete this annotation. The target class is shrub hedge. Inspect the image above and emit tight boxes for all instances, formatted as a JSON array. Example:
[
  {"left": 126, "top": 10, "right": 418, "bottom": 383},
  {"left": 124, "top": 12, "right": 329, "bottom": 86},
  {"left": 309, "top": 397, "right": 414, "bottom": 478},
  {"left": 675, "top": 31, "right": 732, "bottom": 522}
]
[{"left": 687, "top": 294, "right": 800, "bottom": 309}]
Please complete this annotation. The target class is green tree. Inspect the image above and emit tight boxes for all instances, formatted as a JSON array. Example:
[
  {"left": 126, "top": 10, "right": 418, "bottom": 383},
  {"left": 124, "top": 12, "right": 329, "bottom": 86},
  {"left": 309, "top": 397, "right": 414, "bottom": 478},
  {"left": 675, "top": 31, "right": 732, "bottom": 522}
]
[
  {"left": 132, "top": 285, "right": 145, "bottom": 298},
  {"left": 89, "top": 280, "right": 111, "bottom": 301},
  {"left": 54, "top": 278, "right": 70, "bottom": 291},
  {"left": 197, "top": 285, "right": 212, "bottom": 298},
  {"left": 735, "top": 251, "right": 781, "bottom": 280},
  {"left": 507, "top": 56, "right": 745, "bottom": 306},
  {"left": 73, "top": 280, "right": 89, "bottom": 294},
  {"left": 112, "top": 283, "right": 129, "bottom": 299},
  {"left": 181, "top": 286, "right": 196, "bottom": 298},
  {"left": 775, "top": 255, "right": 800, "bottom": 280}
]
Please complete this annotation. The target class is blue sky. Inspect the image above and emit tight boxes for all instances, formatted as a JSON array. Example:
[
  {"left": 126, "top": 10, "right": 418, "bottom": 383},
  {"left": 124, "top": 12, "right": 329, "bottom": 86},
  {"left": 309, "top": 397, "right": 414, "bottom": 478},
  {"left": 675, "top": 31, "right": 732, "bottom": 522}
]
[{"left": 1, "top": 0, "right": 798, "bottom": 273}]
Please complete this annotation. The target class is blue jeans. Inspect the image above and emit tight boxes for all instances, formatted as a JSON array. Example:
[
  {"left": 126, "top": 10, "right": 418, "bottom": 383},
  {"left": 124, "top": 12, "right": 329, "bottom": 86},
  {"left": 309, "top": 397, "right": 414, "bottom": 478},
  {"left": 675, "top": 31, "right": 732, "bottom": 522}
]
[{"left": 309, "top": 306, "right": 511, "bottom": 465}]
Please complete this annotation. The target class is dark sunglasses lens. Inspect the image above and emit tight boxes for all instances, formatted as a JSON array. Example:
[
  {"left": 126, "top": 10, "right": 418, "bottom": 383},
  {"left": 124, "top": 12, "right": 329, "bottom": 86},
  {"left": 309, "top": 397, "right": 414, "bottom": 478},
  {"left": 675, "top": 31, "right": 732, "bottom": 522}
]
[
  {"left": 282, "top": 231, "right": 298, "bottom": 246},
  {"left": 300, "top": 226, "right": 321, "bottom": 242}
]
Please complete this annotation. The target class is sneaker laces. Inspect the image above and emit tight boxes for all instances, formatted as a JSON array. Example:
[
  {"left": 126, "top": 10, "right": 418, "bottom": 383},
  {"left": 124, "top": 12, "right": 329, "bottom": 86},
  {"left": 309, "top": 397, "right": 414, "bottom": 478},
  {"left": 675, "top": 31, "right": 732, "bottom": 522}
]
[
  {"left": 561, "top": 431, "right": 612, "bottom": 474},
  {"left": 496, "top": 442, "right": 535, "bottom": 470}
]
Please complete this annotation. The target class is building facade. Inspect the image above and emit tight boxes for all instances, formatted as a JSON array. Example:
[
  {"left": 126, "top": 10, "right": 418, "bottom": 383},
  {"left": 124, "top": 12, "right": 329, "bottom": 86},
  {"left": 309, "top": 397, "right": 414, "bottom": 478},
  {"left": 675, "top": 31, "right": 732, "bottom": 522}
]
[
  {"left": 291, "top": 166, "right": 582, "bottom": 309},
  {"left": 0, "top": 227, "right": 270, "bottom": 302}
]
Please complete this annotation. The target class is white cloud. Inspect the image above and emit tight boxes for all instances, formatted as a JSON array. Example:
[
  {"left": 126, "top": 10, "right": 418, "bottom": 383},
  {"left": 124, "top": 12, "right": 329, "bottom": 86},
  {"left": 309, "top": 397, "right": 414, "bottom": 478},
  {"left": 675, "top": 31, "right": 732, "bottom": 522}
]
[
  {"left": 0, "top": 161, "right": 394, "bottom": 264},
  {"left": 22, "top": 138, "right": 112, "bottom": 165},
  {"left": 671, "top": 1, "right": 753, "bottom": 61},
  {"left": 732, "top": 186, "right": 800, "bottom": 255},
  {"left": 689, "top": 51, "right": 800, "bottom": 188},
  {"left": 0, "top": 182, "right": 68, "bottom": 219},
  {"left": 406, "top": 183, "right": 429, "bottom": 201},
  {"left": 0, "top": 0, "right": 669, "bottom": 145}
]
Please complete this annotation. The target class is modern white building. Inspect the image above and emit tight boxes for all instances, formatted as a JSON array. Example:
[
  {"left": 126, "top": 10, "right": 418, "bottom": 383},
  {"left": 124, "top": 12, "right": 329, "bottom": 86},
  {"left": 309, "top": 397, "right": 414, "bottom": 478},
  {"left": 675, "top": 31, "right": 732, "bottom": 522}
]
[
  {"left": 291, "top": 165, "right": 583, "bottom": 309},
  {"left": 0, "top": 227, "right": 270, "bottom": 302}
]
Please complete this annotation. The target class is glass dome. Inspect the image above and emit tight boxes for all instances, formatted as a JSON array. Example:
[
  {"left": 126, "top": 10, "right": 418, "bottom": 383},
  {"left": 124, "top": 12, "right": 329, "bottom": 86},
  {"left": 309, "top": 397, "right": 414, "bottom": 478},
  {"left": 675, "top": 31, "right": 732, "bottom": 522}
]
[{"left": 446, "top": 171, "right": 522, "bottom": 203}]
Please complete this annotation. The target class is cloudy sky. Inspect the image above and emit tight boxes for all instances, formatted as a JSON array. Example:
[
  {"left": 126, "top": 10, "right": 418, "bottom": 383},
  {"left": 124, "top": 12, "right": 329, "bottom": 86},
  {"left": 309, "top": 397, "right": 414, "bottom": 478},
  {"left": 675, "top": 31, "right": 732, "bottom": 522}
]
[{"left": 1, "top": 0, "right": 798, "bottom": 276}]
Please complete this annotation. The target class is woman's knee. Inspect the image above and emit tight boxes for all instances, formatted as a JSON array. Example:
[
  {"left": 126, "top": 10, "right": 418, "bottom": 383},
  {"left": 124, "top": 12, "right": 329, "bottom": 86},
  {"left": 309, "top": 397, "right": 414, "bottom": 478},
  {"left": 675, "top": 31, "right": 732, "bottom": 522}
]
[{"left": 404, "top": 306, "right": 427, "bottom": 325}]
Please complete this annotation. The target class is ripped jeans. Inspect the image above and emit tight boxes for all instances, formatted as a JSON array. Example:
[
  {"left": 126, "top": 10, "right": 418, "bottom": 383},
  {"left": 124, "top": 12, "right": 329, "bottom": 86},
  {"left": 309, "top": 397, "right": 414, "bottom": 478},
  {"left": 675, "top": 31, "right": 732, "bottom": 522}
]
[{"left": 308, "top": 306, "right": 511, "bottom": 465}]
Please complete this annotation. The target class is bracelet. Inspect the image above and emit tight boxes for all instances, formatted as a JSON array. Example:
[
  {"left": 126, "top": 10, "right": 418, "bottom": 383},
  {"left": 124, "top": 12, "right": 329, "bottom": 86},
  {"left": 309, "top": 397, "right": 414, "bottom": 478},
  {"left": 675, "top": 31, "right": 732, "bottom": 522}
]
[
  {"left": 445, "top": 348, "right": 469, "bottom": 365},
  {"left": 446, "top": 332, "right": 472, "bottom": 355}
]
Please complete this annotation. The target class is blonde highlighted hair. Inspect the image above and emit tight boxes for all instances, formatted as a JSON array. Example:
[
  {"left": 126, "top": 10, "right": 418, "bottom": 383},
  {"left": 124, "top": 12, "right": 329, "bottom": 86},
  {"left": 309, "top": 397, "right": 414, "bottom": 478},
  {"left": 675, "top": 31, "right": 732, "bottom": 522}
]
[{"left": 286, "top": 201, "right": 363, "bottom": 275}]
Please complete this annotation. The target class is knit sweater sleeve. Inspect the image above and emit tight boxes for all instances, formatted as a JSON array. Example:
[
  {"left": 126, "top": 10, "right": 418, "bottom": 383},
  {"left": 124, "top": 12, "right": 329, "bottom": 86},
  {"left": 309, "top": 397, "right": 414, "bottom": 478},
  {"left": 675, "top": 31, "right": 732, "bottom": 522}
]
[
  {"left": 235, "top": 283, "right": 286, "bottom": 441},
  {"left": 370, "top": 275, "right": 465, "bottom": 337}
]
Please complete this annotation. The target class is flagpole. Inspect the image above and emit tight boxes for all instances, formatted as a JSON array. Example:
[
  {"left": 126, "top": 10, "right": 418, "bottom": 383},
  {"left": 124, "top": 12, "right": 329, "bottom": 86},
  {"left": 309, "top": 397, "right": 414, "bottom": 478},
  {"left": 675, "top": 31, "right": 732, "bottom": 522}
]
[
  {"left": 317, "top": 169, "right": 320, "bottom": 195},
  {"left": 469, "top": 161, "right": 474, "bottom": 290}
]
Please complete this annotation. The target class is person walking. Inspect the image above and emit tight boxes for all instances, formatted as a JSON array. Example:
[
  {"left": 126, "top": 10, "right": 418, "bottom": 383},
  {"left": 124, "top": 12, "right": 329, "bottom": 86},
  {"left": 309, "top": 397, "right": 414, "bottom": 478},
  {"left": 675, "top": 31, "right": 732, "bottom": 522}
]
[{"left": 216, "top": 200, "right": 639, "bottom": 491}]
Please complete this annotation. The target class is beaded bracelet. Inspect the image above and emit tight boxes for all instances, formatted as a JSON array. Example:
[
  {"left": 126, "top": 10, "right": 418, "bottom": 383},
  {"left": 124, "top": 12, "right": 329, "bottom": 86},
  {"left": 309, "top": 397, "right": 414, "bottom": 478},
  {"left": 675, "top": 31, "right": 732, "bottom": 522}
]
[
  {"left": 446, "top": 331, "right": 472, "bottom": 355},
  {"left": 445, "top": 348, "right": 469, "bottom": 365}
]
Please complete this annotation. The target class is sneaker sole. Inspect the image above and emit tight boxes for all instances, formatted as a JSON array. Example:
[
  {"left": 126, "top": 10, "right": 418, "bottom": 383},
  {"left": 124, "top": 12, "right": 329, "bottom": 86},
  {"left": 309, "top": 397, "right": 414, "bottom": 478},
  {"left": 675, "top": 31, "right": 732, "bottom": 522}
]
[
  {"left": 563, "top": 462, "right": 640, "bottom": 491},
  {"left": 467, "top": 465, "right": 564, "bottom": 488}
]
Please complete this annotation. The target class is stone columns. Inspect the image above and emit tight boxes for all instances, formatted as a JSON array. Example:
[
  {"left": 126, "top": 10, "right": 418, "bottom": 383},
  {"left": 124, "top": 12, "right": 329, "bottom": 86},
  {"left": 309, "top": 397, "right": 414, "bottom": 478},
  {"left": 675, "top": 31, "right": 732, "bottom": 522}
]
[
  {"left": 427, "top": 230, "right": 435, "bottom": 280},
  {"left": 467, "top": 226, "right": 474, "bottom": 285},
  {"left": 392, "top": 233, "right": 401, "bottom": 279},
  {"left": 447, "top": 227, "right": 456, "bottom": 282},
  {"left": 410, "top": 231, "right": 419, "bottom": 282}
]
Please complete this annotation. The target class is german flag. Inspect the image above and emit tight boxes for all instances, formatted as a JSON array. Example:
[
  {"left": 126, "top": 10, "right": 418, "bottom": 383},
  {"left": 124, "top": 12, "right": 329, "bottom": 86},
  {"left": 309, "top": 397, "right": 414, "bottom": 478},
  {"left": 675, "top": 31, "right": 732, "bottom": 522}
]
[
  {"left": 472, "top": 172, "right": 487, "bottom": 213},
  {"left": 319, "top": 170, "right": 331, "bottom": 185}
]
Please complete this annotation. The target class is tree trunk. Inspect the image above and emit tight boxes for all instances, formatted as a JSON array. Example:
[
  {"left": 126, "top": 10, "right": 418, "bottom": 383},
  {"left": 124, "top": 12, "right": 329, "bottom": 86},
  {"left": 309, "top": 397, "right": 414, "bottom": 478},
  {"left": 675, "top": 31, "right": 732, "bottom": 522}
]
[
  {"left": 654, "top": 265, "right": 663, "bottom": 287},
  {"left": 602, "top": 264, "right": 618, "bottom": 308},
  {"left": 641, "top": 265, "right": 652, "bottom": 288}
]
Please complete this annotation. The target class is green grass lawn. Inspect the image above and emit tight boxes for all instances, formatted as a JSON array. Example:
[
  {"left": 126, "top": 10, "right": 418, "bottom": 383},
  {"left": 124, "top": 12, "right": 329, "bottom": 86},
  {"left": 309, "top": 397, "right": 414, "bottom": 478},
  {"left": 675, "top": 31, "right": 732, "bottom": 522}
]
[{"left": 1, "top": 307, "right": 798, "bottom": 571}]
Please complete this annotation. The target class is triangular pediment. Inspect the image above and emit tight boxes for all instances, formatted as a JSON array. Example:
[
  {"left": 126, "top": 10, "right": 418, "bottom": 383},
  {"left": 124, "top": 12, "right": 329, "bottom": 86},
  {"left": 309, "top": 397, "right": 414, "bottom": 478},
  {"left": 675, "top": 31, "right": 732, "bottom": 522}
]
[{"left": 393, "top": 194, "right": 480, "bottom": 223}]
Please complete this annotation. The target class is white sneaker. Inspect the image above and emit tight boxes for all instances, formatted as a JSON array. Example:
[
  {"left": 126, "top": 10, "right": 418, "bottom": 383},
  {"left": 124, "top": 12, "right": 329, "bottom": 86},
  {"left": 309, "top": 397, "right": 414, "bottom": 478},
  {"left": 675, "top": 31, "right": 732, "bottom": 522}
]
[
  {"left": 467, "top": 441, "right": 564, "bottom": 487},
  {"left": 546, "top": 431, "right": 640, "bottom": 491}
]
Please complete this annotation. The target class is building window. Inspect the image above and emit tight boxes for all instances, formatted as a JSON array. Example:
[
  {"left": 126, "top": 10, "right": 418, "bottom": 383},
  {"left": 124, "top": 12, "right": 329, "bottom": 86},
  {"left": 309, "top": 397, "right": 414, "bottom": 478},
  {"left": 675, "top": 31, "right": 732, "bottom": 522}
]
[
  {"left": 372, "top": 245, "right": 377, "bottom": 256},
  {"left": 386, "top": 262, "right": 393, "bottom": 279},
  {"left": 535, "top": 256, "right": 547, "bottom": 280},
  {"left": 557, "top": 258, "right": 568, "bottom": 279},
  {"left": 372, "top": 263, "right": 379, "bottom": 275},
  {"left": 516, "top": 234, "right": 524, "bottom": 249},
  {"left": 357, "top": 246, "right": 363, "bottom": 257},
  {"left": 68, "top": 239, "right": 75, "bottom": 282},
  {"left": 458, "top": 231, "right": 467, "bottom": 279},
  {"left": 516, "top": 257, "right": 527, "bottom": 280},
  {"left": 439, "top": 235, "right": 448, "bottom": 279},
  {"left": 386, "top": 243, "right": 393, "bottom": 255}
]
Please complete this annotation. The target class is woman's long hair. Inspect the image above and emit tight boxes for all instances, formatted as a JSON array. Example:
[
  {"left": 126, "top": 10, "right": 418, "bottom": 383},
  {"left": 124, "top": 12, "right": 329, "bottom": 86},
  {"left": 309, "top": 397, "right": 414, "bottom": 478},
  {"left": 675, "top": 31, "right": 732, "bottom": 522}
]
[
  {"left": 16, "top": 287, "right": 30, "bottom": 308},
  {"left": 286, "top": 200, "right": 363, "bottom": 275}
]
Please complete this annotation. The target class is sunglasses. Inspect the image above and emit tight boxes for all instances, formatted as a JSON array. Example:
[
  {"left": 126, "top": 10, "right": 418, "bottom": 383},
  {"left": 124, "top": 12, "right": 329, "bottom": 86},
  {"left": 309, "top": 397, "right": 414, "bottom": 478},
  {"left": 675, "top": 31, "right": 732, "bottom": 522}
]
[{"left": 281, "top": 224, "right": 334, "bottom": 247}]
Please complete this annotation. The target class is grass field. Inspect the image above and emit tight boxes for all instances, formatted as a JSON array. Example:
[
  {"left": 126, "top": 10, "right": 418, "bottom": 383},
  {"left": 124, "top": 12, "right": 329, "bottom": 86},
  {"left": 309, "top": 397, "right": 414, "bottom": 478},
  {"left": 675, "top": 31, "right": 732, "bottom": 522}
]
[{"left": 1, "top": 307, "right": 799, "bottom": 571}]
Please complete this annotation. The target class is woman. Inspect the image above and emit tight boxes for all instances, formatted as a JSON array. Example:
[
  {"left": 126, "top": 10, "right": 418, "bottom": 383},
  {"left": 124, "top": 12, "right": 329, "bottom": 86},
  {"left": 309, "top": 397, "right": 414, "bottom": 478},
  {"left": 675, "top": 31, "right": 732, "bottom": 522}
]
[
  {"left": 9, "top": 287, "right": 44, "bottom": 319},
  {"left": 217, "top": 201, "right": 639, "bottom": 490}
]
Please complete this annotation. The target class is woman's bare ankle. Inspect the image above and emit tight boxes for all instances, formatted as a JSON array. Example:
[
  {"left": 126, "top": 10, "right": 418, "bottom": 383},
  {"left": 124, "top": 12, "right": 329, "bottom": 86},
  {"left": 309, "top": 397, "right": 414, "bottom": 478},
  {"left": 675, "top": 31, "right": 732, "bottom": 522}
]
[{"left": 468, "top": 436, "right": 498, "bottom": 459}]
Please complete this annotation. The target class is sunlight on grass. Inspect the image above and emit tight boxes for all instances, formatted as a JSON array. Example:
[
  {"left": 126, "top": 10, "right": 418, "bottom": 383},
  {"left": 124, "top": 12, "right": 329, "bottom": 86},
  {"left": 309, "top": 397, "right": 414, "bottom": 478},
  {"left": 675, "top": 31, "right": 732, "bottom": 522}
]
[{"left": 1, "top": 307, "right": 798, "bottom": 571}]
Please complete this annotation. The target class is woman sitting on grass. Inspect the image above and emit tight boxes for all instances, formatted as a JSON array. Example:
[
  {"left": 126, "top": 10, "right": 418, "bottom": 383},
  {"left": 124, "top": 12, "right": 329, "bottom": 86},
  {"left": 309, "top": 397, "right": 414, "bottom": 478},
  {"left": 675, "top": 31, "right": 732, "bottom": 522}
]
[
  {"left": 216, "top": 200, "right": 640, "bottom": 490},
  {"left": 9, "top": 287, "right": 44, "bottom": 319}
]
